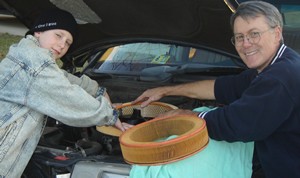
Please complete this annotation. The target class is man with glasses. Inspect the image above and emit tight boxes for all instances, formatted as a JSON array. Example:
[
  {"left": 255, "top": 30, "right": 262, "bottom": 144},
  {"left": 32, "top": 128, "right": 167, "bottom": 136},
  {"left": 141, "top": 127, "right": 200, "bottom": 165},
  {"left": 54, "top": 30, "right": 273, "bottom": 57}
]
[{"left": 133, "top": 1, "right": 300, "bottom": 177}]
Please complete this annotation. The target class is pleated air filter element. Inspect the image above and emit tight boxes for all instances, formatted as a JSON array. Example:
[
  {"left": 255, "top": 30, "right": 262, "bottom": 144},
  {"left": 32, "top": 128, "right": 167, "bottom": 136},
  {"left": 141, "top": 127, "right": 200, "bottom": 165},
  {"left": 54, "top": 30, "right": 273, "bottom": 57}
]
[
  {"left": 119, "top": 115, "right": 209, "bottom": 165},
  {"left": 117, "top": 101, "right": 178, "bottom": 118},
  {"left": 96, "top": 102, "right": 178, "bottom": 137}
]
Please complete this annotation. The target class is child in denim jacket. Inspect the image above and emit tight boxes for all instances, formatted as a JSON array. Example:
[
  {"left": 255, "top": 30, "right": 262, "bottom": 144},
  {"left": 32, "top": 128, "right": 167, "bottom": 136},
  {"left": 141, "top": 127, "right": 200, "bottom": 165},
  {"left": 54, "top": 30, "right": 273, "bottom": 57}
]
[{"left": 0, "top": 9, "right": 131, "bottom": 177}]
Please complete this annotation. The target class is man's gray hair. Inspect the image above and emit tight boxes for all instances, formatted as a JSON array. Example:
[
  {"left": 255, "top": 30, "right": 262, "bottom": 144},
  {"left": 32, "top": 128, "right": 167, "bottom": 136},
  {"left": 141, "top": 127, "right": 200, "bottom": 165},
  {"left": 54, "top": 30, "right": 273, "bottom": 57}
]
[{"left": 230, "top": 1, "right": 283, "bottom": 30}]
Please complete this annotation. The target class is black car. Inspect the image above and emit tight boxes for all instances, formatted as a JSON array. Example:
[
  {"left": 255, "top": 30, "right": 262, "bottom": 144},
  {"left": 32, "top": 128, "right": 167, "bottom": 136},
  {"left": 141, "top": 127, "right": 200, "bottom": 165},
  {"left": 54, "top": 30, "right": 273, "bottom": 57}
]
[
  {"left": 1, "top": 0, "right": 300, "bottom": 177},
  {"left": 0, "top": 3, "right": 10, "bottom": 15}
]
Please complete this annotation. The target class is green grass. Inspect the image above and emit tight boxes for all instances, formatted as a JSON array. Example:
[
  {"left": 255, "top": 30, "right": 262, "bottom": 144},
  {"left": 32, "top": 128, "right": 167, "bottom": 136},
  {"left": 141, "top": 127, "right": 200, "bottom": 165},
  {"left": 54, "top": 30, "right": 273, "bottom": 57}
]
[
  {"left": 0, "top": 33, "right": 22, "bottom": 59},
  {"left": 0, "top": 33, "right": 66, "bottom": 67}
]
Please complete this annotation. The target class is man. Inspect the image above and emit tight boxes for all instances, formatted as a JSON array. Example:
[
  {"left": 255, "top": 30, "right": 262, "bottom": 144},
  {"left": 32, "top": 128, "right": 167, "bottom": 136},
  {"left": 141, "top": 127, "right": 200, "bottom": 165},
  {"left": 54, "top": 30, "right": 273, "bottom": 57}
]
[
  {"left": 0, "top": 9, "right": 131, "bottom": 177},
  {"left": 133, "top": 1, "right": 300, "bottom": 177}
]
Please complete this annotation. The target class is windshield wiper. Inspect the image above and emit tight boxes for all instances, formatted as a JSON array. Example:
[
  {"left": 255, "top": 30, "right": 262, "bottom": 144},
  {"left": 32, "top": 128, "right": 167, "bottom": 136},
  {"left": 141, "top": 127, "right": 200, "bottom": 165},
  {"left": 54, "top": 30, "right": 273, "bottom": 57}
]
[{"left": 140, "top": 64, "right": 244, "bottom": 82}]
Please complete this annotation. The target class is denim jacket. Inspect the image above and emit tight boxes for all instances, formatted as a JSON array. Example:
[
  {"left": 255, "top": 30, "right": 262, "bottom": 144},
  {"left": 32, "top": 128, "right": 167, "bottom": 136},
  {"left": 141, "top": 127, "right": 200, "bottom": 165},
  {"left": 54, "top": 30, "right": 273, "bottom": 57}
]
[{"left": 0, "top": 35, "right": 116, "bottom": 177}]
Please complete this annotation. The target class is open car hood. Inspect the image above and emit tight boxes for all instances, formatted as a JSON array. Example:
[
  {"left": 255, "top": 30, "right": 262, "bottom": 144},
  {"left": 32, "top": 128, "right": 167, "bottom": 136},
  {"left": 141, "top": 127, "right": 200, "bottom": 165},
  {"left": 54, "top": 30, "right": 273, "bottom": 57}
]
[{"left": 0, "top": 0, "right": 238, "bottom": 55}]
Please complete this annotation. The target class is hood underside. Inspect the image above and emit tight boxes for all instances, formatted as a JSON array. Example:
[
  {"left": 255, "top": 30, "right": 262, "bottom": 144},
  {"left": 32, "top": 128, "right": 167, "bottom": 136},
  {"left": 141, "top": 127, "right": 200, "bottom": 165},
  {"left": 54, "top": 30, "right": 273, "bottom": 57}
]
[{"left": 0, "top": 0, "right": 238, "bottom": 55}]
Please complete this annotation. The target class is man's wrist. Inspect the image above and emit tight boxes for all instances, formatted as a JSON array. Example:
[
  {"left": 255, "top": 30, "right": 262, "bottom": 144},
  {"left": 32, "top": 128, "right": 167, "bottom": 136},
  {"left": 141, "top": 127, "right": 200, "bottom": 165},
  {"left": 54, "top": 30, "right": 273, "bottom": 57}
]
[{"left": 198, "top": 111, "right": 208, "bottom": 119}]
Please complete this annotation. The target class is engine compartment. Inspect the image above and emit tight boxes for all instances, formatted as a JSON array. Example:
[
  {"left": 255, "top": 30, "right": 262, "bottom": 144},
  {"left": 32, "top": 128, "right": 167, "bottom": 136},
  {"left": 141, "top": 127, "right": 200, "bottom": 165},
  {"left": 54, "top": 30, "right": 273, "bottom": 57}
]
[{"left": 22, "top": 99, "right": 217, "bottom": 178}]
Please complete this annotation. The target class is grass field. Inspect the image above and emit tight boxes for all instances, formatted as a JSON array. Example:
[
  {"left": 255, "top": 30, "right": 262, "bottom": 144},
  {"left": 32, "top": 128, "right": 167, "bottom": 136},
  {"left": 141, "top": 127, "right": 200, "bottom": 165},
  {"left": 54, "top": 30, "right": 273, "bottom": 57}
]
[
  {"left": 0, "top": 32, "right": 65, "bottom": 67},
  {"left": 0, "top": 33, "right": 22, "bottom": 59}
]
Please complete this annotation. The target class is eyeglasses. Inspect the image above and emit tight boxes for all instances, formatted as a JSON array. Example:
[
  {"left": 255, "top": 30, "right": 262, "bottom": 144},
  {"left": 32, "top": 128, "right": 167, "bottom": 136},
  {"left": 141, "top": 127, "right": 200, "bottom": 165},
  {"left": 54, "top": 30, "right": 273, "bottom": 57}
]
[{"left": 231, "top": 28, "right": 274, "bottom": 47}]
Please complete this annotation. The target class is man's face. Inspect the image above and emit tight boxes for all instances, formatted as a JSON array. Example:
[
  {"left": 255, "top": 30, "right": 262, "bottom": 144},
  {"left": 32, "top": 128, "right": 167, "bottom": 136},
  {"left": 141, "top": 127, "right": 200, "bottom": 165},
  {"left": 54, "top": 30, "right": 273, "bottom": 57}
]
[
  {"left": 233, "top": 15, "right": 282, "bottom": 72},
  {"left": 35, "top": 29, "right": 73, "bottom": 60}
]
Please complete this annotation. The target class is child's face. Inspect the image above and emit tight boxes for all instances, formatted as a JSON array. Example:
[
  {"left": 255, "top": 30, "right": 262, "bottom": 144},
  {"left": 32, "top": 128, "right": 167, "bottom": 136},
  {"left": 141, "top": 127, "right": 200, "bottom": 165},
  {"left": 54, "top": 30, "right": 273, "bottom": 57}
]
[{"left": 35, "top": 29, "right": 73, "bottom": 60}]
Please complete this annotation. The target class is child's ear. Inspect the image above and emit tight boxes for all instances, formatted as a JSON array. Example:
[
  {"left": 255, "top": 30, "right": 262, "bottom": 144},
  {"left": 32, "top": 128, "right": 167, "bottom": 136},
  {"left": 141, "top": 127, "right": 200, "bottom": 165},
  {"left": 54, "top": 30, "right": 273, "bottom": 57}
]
[{"left": 34, "top": 31, "right": 41, "bottom": 37}]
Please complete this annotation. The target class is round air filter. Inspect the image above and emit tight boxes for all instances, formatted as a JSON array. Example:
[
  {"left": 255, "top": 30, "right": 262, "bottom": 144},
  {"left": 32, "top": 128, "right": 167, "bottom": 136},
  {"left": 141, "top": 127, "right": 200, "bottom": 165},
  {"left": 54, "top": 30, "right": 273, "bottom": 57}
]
[
  {"left": 96, "top": 102, "right": 178, "bottom": 137},
  {"left": 119, "top": 115, "right": 209, "bottom": 165}
]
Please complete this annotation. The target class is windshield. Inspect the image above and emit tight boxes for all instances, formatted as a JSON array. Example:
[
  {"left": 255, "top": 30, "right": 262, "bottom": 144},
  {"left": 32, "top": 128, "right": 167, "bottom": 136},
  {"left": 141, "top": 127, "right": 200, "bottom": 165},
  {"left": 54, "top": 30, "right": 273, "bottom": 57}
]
[{"left": 92, "top": 42, "right": 242, "bottom": 75}]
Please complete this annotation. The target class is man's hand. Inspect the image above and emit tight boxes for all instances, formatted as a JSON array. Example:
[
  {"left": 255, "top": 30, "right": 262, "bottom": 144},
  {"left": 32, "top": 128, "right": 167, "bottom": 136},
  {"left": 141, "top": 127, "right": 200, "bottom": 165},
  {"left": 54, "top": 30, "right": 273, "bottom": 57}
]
[{"left": 132, "top": 87, "right": 168, "bottom": 107}]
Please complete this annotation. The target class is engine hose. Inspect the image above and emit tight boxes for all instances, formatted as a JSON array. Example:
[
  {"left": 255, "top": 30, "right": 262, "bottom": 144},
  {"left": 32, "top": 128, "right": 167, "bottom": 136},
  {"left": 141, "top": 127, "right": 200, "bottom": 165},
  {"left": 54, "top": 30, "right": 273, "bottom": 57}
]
[{"left": 75, "top": 139, "right": 103, "bottom": 156}]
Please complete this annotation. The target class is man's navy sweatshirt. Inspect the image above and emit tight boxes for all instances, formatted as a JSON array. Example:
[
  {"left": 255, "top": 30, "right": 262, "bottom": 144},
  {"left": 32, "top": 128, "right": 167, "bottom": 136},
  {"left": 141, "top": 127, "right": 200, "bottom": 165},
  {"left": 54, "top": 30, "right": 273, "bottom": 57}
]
[{"left": 199, "top": 44, "right": 300, "bottom": 178}]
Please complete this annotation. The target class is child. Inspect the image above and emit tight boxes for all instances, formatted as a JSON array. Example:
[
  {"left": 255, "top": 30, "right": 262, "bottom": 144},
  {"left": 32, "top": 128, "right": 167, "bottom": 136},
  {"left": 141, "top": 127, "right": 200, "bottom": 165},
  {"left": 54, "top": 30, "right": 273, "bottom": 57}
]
[{"left": 0, "top": 8, "right": 130, "bottom": 177}]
